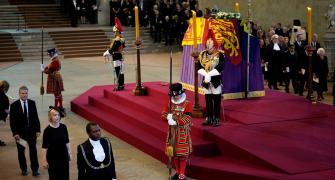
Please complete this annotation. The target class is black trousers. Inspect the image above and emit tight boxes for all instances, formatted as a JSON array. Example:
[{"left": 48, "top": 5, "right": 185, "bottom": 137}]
[
  {"left": 205, "top": 94, "right": 221, "bottom": 118},
  {"left": 16, "top": 133, "right": 39, "bottom": 172},
  {"left": 114, "top": 66, "right": 124, "bottom": 87},
  {"left": 297, "top": 73, "right": 306, "bottom": 95}
]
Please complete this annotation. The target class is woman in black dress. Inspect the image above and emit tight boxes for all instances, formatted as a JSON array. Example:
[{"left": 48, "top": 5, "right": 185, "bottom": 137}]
[
  {"left": 313, "top": 48, "right": 329, "bottom": 101},
  {"left": 0, "top": 80, "right": 10, "bottom": 146},
  {"left": 42, "top": 106, "right": 72, "bottom": 180}
]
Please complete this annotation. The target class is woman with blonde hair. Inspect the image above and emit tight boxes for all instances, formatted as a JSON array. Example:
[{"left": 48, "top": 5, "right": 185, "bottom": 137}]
[{"left": 42, "top": 106, "right": 71, "bottom": 180}]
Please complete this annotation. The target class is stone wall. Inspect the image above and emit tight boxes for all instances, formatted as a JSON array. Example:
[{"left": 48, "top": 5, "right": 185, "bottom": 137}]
[
  {"left": 199, "top": 0, "right": 335, "bottom": 77},
  {"left": 199, "top": 0, "right": 331, "bottom": 44}
]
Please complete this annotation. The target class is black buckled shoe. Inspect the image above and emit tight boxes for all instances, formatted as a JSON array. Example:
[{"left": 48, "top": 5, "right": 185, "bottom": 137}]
[
  {"left": 0, "top": 140, "right": 6, "bottom": 146},
  {"left": 32, "top": 171, "right": 40, "bottom": 176},
  {"left": 21, "top": 170, "right": 28, "bottom": 176},
  {"left": 212, "top": 118, "right": 221, "bottom": 127},
  {"left": 171, "top": 173, "right": 179, "bottom": 180},
  {"left": 202, "top": 117, "right": 212, "bottom": 126}
]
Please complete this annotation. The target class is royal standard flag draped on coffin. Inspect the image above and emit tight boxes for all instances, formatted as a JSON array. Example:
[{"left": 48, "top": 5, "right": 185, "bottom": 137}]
[{"left": 180, "top": 18, "right": 264, "bottom": 99}]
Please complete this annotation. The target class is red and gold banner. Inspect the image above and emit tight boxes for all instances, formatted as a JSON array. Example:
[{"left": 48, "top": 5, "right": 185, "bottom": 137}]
[{"left": 182, "top": 18, "right": 242, "bottom": 65}]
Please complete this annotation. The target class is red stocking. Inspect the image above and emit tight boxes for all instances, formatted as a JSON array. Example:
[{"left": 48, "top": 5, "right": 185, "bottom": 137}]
[
  {"left": 173, "top": 158, "right": 180, "bottom": 175},
  {"left": 179, "top": 159, "right": 187, "bottom": 178},
  {"left": 54, "top": 94, "right": 59, "bottom": 107},
  {"left": 58, "top": 94, "right": 63, "bottom": 108}
]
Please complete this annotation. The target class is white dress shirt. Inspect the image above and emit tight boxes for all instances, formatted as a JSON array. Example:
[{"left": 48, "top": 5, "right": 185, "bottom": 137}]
[
  {"left": 89, "top": 138, "right": 106, "bottom": 162},
  {"left": 20, "top": 99, "right": 28, "bottom": 115}
]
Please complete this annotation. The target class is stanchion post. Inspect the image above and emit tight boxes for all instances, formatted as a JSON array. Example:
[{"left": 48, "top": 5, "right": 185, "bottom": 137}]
[
  {"left": 191, "top": 51, "right": 203, "bottom": 118},
  {"left": 132, "top": 40, "right": 147, "bottom": 96}
]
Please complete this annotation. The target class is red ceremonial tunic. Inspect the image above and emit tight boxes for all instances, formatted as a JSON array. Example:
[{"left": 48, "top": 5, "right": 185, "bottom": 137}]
[
  {"left": 162, "top": 100, "right": 193, "bottom": 157},
  {"left": 44, "top": 57, "right": 64, "bottom": 94}
]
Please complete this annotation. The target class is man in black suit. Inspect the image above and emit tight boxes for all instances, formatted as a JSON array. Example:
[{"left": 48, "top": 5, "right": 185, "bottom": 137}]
[
  {"left": 294, "top": 33, "right": 308, "bottom": 96},
  {"left": 9, "top": 86, "right": 40, "bottom": 176},
  {"left": 311, "top": 33, "right": 321, "bottom": 56},
  {"left": 77, "top": 122, "right": 117, "bottom": 180}
]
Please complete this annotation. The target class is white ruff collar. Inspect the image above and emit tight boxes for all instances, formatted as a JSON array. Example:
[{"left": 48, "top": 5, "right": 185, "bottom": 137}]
[{"left": 171, "top": 93, "right": 186, "bottom": 104}]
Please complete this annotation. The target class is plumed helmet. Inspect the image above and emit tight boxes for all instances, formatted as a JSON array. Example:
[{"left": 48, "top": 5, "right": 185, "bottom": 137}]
[
  {"left": 204, "top": 29, "right": 218, "bottom": 49},
  {"left": 113, "top": 17, "right": 123, "bottom": 33},
  {"left": 47, "top": 48, "right": 58, "bottom": 58},
  {"left": 169, "top": 83, "right": 185, "bottom": 97}
]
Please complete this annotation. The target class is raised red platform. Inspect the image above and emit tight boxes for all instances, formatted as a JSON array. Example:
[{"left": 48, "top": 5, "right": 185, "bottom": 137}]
[{"left": 71, "top": 82, "right": 335, "bottom": 179}]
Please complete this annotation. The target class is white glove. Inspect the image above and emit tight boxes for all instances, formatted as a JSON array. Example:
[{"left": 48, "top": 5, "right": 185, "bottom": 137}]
[
  {"left": 167, "top": 113, "right": 173, "bottom": 121},
  {"left": 198, "top": 68, "right": 207, "bottom": 76},
  {"left": 40, "top": 64, "right": 45, "bottom": 72},
  {"left": 103, "top": 50, "right": 110, "bottom": 57},
  {"left": 77, "top": 7, "right": 80, "bottom": 10},
  {"left": 204, "top": 74, "right": 211, "bottom": 83},
  {"left": 168, "top": 118, "right": 177, "bottom": 126}
]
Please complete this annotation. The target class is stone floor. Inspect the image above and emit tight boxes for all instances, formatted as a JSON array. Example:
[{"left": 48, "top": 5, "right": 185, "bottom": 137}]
[{"left": 0, "top": 52, "right": 334, "bottom": 180}]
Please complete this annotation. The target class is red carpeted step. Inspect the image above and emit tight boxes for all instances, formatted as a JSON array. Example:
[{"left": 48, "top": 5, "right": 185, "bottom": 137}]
[
  {"left": 88, "top": 94, "right": 166, "bottom": 139},
  {"left": 88, "top": 93, "right": 220, "bottom": 157},
  {"left": 102, "top": 86, "right": 207, "bottom": 139},
  {"left": 71, "top": 83, "right": 335, "bottom": 179},
  {"left": 224, "top": 89, "right": 333, "bottom": 124},
  {"left": 73, "top": 103, "right": 167, "bottom": 162},
  {"left": 189, "top": 156, "right": 289, "bottom": 180},
  {"left": 203, "top": 120, "right": 335, "bottom": 175},
  {"left": 103, "top": 88, "right": 166, "bottom": 117}
]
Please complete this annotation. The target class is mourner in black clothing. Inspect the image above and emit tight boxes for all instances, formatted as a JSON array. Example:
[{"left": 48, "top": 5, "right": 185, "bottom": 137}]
[
  {"left": 313, "top": 48, "right": 329, "bottom": 101},
  {"left": 294, "top": 34, "right": 308, "bottom": 96},
  {"left": 42, "top": 106, "right": 71, "bottom": 180},
  {"left": 110, "top": 0, "right": 121, "bottom": 26},
  {"left": 10, "top": 86, "right": 41, "bottom": 176},
  {"left": 283, "top": 44, "right": 300, "bottom": 93},
  {"left": 265, "top": 34, "right": 284, "bottom": 90},
  {"left": 87, "top": 0, "right": 97, "bottom": 24},
  {"left": 77, "top": 122, "right": 117, "bottom": 180},
  {"left": 333, "top": 66, "right": 335, "bottom": 106},
  {"left": 78, "top": 0, "right": 88, "bottom": 24},
  {"left": 69, "top": 0, "right": 78, "bottom": 27},
  {"left": 0, "top": 80, "right": 10, "bottom": 146}
]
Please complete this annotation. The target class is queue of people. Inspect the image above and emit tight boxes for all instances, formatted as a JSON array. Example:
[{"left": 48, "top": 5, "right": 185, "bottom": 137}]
[
  {"left": 0, "top": 47, "right": 118, "bottom": 179},
  {"left": 2, "top": 85, "right": 117, "bottom": 179},
  {"left": 257, "top": 19, "right": 331, "bottom": 102}
]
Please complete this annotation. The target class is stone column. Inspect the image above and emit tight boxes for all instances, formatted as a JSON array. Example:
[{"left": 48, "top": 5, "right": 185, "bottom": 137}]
[
  {"left": 324, "top": 31, "right": 335, "bottom": 80},
  {"left": 98, "top": 0, "right": 110, "bottom": 25}
]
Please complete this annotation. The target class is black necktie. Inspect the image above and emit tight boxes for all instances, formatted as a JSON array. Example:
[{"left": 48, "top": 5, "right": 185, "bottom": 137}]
[{"left": 23, "top": 101, "right": 29, "bottom": 127}]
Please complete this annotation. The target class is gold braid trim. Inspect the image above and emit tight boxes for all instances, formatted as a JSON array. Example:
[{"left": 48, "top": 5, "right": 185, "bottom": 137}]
[{"left": 79, "top": 138, "right": 112, "bottom": 170}]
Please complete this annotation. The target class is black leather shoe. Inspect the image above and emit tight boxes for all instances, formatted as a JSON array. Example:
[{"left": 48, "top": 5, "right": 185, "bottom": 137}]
[
  {"left": 212, "top": 118, "right": 221, "bottom": 127},
  {"left": 32, "top": 171, "right": 40, "bottom": 176},
  {"left": 202, "top": 117, "right": 212, "bottom": 126},
  {"left": 171, "top": 173, "right": 179, "bottom": 180},
  {"left": 0, "top": 140, "right": 6, "bottom": 146},
  {"left": 21, "top": 170, "right": 28, "bottom": 176}
]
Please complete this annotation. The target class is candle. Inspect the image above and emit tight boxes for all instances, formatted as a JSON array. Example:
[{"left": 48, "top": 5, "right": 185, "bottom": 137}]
[
  {"left": 307, "top": 7, "right": 312, "bottom": 46},
  {"left": 135, "top": 6, "right": 140, "bottom": 41},
  {"left": 192, "top": 10, "right": 197, "bottom": 51},
  {"left": 235, "top": 3, "right": 240, "bottom": 13}
]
